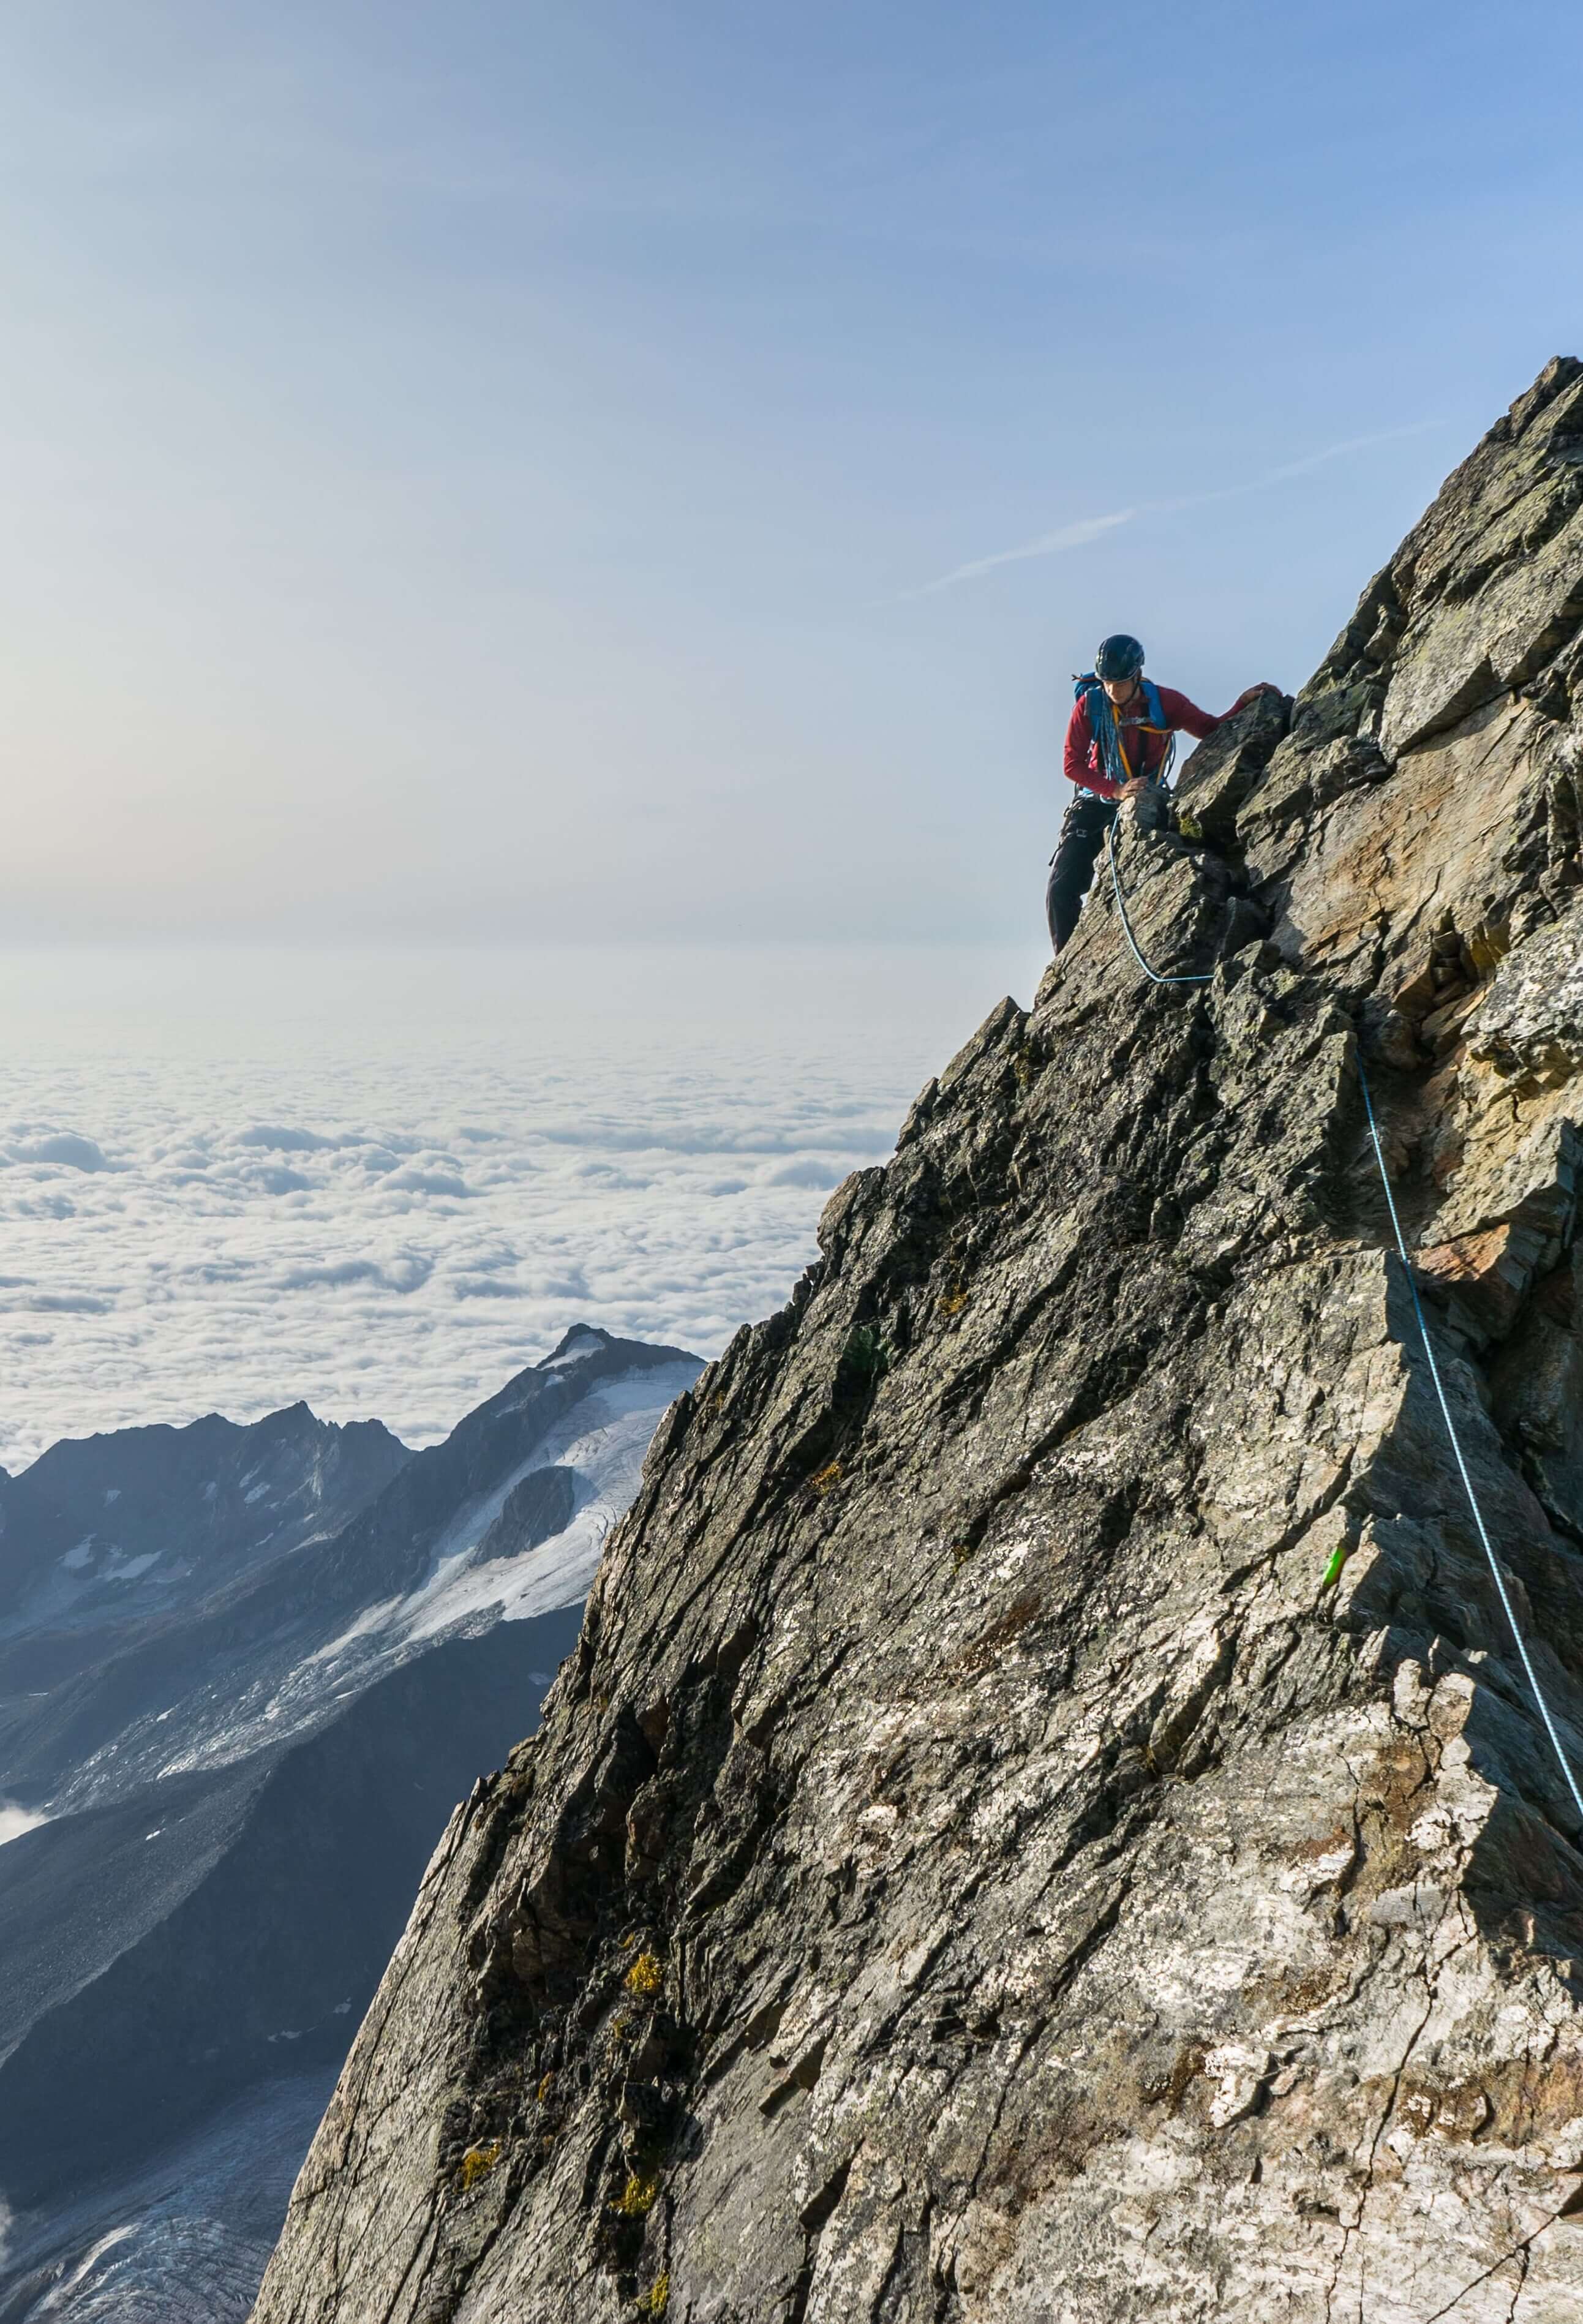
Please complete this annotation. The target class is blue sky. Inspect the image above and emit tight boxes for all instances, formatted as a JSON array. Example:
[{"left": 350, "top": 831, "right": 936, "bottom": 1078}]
[{"left": 0, "top": 0, "right": 1578, "bottom": 944}]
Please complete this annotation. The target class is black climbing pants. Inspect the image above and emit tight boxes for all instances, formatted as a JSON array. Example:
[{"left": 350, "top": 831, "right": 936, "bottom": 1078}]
[{"left": 1046, "top": 794, "right": 1116, "bottom": 953}]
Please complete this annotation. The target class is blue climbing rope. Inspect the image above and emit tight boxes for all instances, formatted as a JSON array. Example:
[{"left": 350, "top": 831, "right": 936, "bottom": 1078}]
[
  {"left": 1353, "top": 1053, "right": 1583, "bottom": 1829},
  {"left": 1104, "top": 814, "right": 1212, "bottom": 988},
  {"left": 1104, "top": 822, "right": 1583, "bottom": 1830}
]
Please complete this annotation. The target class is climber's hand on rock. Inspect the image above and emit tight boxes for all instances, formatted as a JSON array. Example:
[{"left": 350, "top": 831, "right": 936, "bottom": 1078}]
[
  {"left": 1118, "top": 777, "right": 1151, "bottom": 800},
  {"left": 1231, "top": 683, "right": 1280, "bottom": 712}
]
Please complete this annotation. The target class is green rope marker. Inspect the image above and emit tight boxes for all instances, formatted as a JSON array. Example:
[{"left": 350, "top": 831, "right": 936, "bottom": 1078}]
[{"left": 1320, "top": 1544, "right": 1350, "bottom": 1590}]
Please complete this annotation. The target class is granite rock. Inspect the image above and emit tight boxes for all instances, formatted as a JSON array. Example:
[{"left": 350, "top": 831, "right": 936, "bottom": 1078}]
[{"left": 1172, "top": 682, "right": 1293, "bottom": 844}]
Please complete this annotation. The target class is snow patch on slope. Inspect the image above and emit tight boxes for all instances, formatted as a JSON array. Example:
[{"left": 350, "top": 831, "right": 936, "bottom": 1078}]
[
  {"left": 326, "top": 1359, "right": 696, "bottom": 1655},
  {"left": 154, "top": 1361, "right": 694, "bottom": 1781},
  {"left": 0, "top": 1800, "right": 51, "bottom": 1847}
]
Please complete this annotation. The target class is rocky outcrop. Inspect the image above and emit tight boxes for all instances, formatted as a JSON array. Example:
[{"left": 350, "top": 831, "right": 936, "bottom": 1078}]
[{"left": 251, "top": 361, "right": 1583, "bottom": 2323}]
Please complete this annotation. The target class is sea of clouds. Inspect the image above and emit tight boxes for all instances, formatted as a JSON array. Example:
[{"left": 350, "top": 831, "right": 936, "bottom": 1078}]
[{"left": 0, "top": 942, "right": 1039, "bottom": 1471}]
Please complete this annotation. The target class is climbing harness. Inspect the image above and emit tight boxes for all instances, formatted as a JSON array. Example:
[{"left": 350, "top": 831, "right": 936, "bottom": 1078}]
[{"left": 1104, "top": 827, "right": 1583, "bottom": 1828}]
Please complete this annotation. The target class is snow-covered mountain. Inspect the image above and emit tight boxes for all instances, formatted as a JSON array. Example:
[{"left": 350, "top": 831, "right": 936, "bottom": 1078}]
[{"left": 0, "top": 1326, "right": 701, "bottom": 2323}]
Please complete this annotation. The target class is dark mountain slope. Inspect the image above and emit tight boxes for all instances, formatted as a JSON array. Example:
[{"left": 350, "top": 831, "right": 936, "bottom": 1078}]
[
  {"left": 0, "top": 1403, "right": 407, "bottom": 1748},
  {"left": 0, "top": 1329, "right": 692, "bottom": 1815},
  {"left": 0, "top": 1403, "right": 408, "bottom": 1626},
  {"left": 0, "top": 1611, "right": 583, "bottom": 2209},
  {"left": 0, "top": 1328, "right": 702, "bottom": 2324}
]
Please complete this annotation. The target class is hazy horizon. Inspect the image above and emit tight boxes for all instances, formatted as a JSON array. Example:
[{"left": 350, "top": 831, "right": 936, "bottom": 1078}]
[
  {"left": 3, "top": 1, "right": 1577, "bottom": 1450},
  {"left": 2, "top": 2, "right": 1579, "bottom": 948},
  {"left": 0, "top": 937, "right": 1040, "bottom": 1469}
]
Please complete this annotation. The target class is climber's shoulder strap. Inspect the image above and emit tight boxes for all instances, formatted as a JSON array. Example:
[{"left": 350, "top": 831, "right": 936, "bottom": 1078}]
[
  {"left": 1075, "top": 674, "right": 1168, "bottom": 726},
  {"left": 1072, "top": 674, "right": 1175, "bottom": 789},
  {"left": 1139, "top": 680, "right": 1179, "bottom": 784},
  {"left": 1128, "top": 679, "right": 1177, "bottom": 784}
]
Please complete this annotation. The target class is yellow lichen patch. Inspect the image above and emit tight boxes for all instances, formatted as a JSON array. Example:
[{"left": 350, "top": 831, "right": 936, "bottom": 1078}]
[
  {"left": 536, "top": 2071, "right": 556, "bottom": 2106},
  {"left": 809, "top": 1461, "right": 843, "bottom": 1497},
  {"left": 950, "top": 1541, "right": 974, "bottom": 1570},
  {"left": 615, "top": 2172, "right": 660, "bottom": 2217},
  {"left": 637, "top": 2271, "right": 671, "bottom": 2317},
  {"left": 939, "top": 1287, "right": 968, "bottom": 1318},
  {"left": 625, "top": 1951, "right": 664, "bottom": 1999},
  {"left": 459, "top": 2140, "right": 503, "bottom": 2192}
]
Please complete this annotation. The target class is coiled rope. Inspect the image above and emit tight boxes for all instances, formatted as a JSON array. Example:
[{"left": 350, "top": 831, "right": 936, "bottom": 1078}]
[
  {"left": 1104, "top": 814, "right": 1211, "bottom": 988},
  {"left": 1105, "top": 811, "right": 1583, "bottom": 1827}
]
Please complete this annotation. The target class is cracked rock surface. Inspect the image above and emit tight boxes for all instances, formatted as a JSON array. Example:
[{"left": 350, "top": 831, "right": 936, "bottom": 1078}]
[{"left": 251, "top": 360, "right": 1583, "bottom": 2323}]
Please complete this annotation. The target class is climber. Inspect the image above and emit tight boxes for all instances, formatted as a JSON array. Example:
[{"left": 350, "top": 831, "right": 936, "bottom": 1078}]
[{"left": 1047, "top": 634, "right": 1277, "bottom": 953}]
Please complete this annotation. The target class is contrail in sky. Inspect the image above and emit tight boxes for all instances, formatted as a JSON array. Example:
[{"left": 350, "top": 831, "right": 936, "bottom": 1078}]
[{"left": 894, "top": 420, "right": 1445, "bottom": 601}]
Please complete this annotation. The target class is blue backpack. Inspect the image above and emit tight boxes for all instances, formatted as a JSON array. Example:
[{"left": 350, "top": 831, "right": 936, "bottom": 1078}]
[{"left": 1074, "top": 674, "right": 1176, "bottom": 792}]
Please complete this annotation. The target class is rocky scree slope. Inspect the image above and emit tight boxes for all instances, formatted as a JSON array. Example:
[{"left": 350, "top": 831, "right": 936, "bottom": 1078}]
[{"left": 252, "top": 359, "right": 1583, "bottom": 2324}]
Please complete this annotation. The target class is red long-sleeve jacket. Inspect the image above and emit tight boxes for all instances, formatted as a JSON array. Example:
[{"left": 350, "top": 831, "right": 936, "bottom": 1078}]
[{"left": 1063, "top": 684, "right": 1225, "bottom": 800}]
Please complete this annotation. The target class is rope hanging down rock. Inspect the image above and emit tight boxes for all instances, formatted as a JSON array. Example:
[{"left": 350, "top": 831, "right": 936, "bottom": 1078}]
[
  {"left": 1354, "top": 1055, "right": 1583, "bottom": 1830},
  {"left": 1104, "top": 815, "right": 1212, "bottom": 988},
  {"left": 1105, "top": 813, "right": 1583, "bottom": 1831}
]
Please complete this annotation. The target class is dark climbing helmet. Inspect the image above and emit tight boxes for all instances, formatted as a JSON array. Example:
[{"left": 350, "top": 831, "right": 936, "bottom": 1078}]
[{"left": 1094, "top": 633, "right": 1145, "bottom": 682}]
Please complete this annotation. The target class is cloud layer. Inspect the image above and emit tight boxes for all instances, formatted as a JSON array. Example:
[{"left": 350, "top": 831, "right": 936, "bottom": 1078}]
[{"left": 0, "top": 944, "right": 1031, "bottom": 1469}]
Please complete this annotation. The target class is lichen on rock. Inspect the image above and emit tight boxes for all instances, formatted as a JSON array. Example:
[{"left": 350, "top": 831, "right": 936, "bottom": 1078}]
[{"left": 250, "top": 360, "right": 1583, "bottom": 2323}]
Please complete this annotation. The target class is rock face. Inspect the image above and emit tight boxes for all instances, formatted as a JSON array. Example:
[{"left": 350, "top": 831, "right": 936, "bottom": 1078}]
[{"left": 251, "top": 361, "right": 1583, "bottom": 2323}]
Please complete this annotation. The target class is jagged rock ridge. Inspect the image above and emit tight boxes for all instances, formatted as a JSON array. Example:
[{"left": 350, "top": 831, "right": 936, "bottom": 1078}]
[{"left": 252, "top": 359, "right": 1583, "bottom": 2323}]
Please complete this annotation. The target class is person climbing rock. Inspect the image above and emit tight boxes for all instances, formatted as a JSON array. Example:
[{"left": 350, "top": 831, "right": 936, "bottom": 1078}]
[{"left": 1047, "top": 634, "right": 1277, "bottom": 953}]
